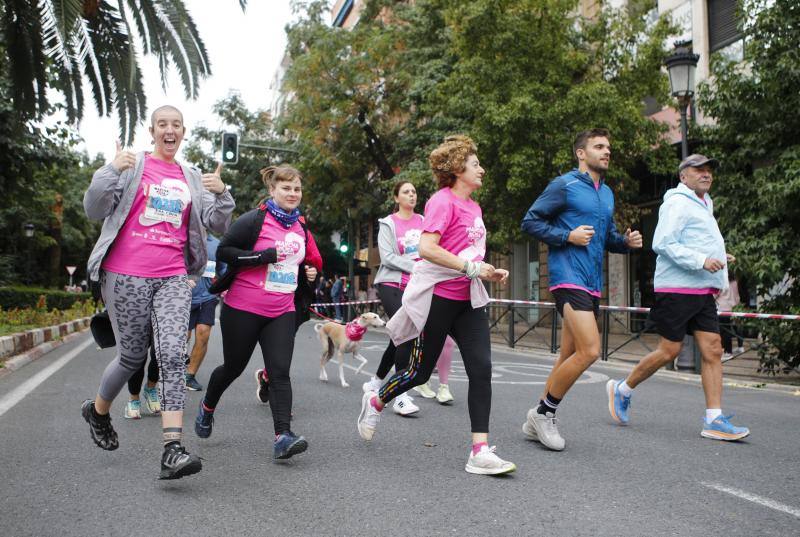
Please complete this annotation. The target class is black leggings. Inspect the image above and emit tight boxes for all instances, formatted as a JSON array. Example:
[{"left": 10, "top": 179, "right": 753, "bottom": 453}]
[
  {"left": 127, "top": 346, "right": 159, "bottom": 395},
  {"left": 375, "top": 283, "right": 412, "bottom": 379},
  {"left": 205, "top": 304, "right": 296, "bottom": 435},
  {"left": 378, "top": 295, "right": 492, "bottom": 433}
]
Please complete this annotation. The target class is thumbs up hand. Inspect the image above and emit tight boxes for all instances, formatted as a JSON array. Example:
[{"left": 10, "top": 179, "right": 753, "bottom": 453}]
[
  {"left": 111, "top": 140, "right": 136, "bottom": 174},
  {"left": 202, "top": 162, "right": 226, "bottom": 194}
]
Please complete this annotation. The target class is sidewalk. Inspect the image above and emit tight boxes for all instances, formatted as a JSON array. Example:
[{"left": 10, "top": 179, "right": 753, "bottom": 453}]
[{"left": 487, "top": 327, "right": 800, "bottom": 394}]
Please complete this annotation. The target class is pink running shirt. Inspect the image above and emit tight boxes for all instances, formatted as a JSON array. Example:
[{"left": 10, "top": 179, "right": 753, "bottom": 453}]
[
  {"left": 423, "top": 188, "right": 486, "bottom": 301},
  {"left": 390, "top": 213, "right": 424, "bottom": 288},
  {"left": 224, "top": 214, "right": 306, "bottom": 318},
  {"left": 102, "top": 154, "right": 191, "bottom": 278}
]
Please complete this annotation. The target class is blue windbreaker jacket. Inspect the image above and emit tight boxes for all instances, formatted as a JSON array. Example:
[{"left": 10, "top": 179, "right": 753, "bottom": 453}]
[{"left": 521, "top": 169, "right": 629, "bottom": 293}]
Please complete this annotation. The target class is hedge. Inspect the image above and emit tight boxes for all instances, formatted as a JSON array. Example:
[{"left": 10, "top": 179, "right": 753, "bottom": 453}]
[{"left": 0, "top": 286, "right": 92, "bottom": 310}]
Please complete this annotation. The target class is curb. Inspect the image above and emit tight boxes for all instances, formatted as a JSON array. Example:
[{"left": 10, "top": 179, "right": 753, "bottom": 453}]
[{"left": 0, "top": 317, "right": 92, "bottom": 380}]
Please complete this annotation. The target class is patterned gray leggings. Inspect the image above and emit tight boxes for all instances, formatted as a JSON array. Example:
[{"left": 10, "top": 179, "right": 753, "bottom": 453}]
[{"left": 98, "top": 271, "right": 191, "bottom": 411}]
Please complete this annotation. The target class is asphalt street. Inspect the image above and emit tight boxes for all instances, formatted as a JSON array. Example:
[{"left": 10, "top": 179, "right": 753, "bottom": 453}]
[{"left": 1, "top": 319, "right": 798, "bottom": 537}]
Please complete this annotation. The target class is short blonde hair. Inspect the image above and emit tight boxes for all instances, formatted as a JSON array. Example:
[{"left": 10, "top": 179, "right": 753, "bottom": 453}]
[
  {"left": 429, "top": 135, "right": 477, "bottom": 189},
  {"left": 260, "top": 165, "right": 303, "bottom": 189}
]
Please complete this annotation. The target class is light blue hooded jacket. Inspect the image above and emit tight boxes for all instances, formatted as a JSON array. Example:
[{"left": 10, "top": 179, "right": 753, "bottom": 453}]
[{"left": 653, "top": 182, "right": 728, "bottom": 291}]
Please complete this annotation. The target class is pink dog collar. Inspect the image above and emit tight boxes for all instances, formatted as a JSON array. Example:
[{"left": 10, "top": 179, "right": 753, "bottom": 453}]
[{"left": 345, "top": 321, "right": 367, "bottom": 341}]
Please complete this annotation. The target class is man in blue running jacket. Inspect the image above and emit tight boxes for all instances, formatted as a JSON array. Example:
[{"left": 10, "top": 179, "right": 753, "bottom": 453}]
[{"left": 520, "top": 128, "right": 642, "bottom": 451}]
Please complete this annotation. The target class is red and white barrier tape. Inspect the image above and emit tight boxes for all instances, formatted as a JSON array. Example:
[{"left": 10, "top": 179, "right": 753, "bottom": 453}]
[{"left": 313, "top": 298, "right": 800, "bottom": 321}]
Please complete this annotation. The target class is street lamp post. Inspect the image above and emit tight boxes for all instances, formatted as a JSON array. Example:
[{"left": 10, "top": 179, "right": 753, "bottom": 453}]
[{"left": 664, "top": 42, "right": 700, "bottom": 160}]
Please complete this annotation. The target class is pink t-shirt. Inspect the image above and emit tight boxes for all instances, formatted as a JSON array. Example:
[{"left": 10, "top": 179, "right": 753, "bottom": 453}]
[
  {"left": 224, "top": 214, "right": 306, "bottom": 318},
  {"left": 390, "top": 213, "right": 424, "bottom": 288},
  {"left": 102, "top": 154, "right": 191, "bottom": 278},
  {"left": 423, "top": 188, "right": 486, "bottom": 301}
]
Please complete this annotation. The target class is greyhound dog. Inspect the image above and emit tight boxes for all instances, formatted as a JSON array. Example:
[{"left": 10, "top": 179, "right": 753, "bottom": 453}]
[{"left": 315, "top": 312, "right": 385, "bottom": 388}]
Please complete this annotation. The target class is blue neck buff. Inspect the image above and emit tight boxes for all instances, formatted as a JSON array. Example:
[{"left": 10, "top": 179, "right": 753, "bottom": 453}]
[{"left": 266, "top": 198, "right": 301, "bottom": 228}]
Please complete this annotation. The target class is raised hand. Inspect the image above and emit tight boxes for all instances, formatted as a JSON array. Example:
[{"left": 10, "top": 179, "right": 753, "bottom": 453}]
[
  {"left": 624, "top": 228, "right": 643, "bottom": 249},
  {"left": 202, "top": 162, "right": 225, "bottom": 194},
  {"left": 111, "top": 140, "right": 136, "bottom": 173}
]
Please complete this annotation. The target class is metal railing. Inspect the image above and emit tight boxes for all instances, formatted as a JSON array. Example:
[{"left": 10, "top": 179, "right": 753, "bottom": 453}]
[{"left": 312, "top": 298, "right": 799, "bottom": 372}]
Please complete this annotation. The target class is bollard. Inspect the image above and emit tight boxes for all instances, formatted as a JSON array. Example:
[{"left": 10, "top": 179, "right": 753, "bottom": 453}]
[
  {"left": 550, "top": 309, "right": 558, "bottom": 354},
  {"left": 508, "top": 302, "right": 515, "bottom": 349},
  {"left": 601, "top": 309, "right": 610, "bottom": 361}
]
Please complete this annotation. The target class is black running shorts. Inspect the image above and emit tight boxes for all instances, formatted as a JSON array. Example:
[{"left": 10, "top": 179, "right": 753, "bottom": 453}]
[
  {"left": 552, "top": 288, "right": 600, "bottom": 317},
  {"left": 648, "top": 293, "right": 719, "bottom": 342}
]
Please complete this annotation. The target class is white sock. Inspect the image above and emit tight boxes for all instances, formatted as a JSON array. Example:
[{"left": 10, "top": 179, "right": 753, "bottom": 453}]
[
  {"left": 706, "top": 408, "right": 722, "bottom": 423},
  {"left": 617, "top": 380, "right": 633, "bottom": 397}
]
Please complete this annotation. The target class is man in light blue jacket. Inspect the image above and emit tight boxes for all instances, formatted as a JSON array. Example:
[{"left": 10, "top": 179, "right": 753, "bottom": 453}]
[{"left": 606, "top": 154, "right": 749, "bottom": 441}]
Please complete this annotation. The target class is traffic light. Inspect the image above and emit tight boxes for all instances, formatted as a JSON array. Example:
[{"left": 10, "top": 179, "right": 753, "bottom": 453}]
[
  {"left": 339, "top": 241, "right": 349, "bottom": 254},
  {"left": 221, "top": 132, "right": 239, "bottom": 164}
]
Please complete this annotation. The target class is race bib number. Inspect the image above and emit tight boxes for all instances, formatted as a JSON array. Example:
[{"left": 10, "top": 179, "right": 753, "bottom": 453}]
[
  {"left": 264, "top": 262, "right": 299, "bottom": 293},
  {"left": 202, "top": 260, "right": 216, "bottom": 278},
  {"left": 144, "top": 184, "right": 185, "bottom": 225}
]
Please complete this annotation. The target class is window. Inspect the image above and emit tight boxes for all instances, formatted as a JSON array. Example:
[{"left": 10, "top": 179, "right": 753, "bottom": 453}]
[{"left": 708, "top": 0, "right": 743, "bottom": 52}]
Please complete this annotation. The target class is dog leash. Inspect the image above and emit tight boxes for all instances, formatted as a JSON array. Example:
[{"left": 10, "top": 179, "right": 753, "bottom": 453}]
[{"left": 309, "top": 307, "right": 345, "bottom": 324}]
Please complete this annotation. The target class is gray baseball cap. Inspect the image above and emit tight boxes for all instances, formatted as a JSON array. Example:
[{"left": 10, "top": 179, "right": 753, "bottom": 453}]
[{"left": 679, "top": 154, "right": 719, "bottom": 172}]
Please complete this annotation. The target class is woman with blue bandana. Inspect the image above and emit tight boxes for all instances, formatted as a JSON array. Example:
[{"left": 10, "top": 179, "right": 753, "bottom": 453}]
[{"left": 195, "top": 165, "right": 320, "bottom": 460}]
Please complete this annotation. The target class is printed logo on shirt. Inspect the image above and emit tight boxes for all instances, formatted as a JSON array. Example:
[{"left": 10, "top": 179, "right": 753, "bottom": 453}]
[
  {"left": 141, "top": 178, "right": 190, "bottom": 228},
  {"left": 400, "top": 229, "right": 422, "bottom": 259},
  {"left": 458, "top": 216, "right": 486, "bottom": 261}
]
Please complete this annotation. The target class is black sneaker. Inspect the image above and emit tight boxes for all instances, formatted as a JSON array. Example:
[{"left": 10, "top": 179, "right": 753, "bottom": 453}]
[
  {"left": 273, "top": 431, "right": 308, "bottom": 460},
  {"left": 185, "top": 373, "right": 203, "bottom": 391},
  {"left": 81, "top": 399, "right": 119, "bottom": 451},
  {"left": 194, "top": 400, "right": 214, "bottom": 439},
  {"left": 254, "top": 369, "right": 270, "bottom": 404},
  {"left": 159, "top": 444, "right": 202, "bottom": 480}
]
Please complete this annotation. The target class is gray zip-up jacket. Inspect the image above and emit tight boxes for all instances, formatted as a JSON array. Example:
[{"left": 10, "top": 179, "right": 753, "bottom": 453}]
[
  {"left": 84, "top": 152, "right": 235, "bottom": 281},
  {"left": 373, "top": 214, "right": 419, "bottom": 285}
]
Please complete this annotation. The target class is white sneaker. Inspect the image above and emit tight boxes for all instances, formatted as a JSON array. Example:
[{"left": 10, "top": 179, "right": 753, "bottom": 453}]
[
  {"left": 357, "top": 391, "right": 382, "bottom": 441},
  {"left": 436, "top": 384, "right": 454, "bottom": 404},
  {"left": 524, "top": 409, "right": 565, "bottom": 451},
  {"left": 734, "top": 346, "right": 745, "bottom": 354},
  {"left": 721, "top": 352, "right": 734, "bottom": 362},
  {"left": 124, "top": 400, "right": 141, "bottom": 419},
  {"left": 392, "top": 393, "right": 420, "bottom": 416},
  {"left": 413, "top": 382, "right": 436, "bottom": 399},
  {"left": 362, "top": 377, "right": 382, "bottom": 394},
  {"left": 465, "top": 445, "right": 516, "bottom": 475}
]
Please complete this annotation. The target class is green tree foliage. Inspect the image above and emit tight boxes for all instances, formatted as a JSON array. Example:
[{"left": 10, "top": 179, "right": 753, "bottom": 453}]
[
  {"left": 183, "top": 92, "right": 293, "bottom": 214},
  {"left": 0, "top": 0, "right": 246, "bottom": 144},
  {"left": 281, "top": 0, "right": 677, "bottom": 248},
  {"left": 697, "top": 0, "right": 800, "bottom": 373},
  {"left": 0, "top": 48, "right": 101, "bottom": 287}
]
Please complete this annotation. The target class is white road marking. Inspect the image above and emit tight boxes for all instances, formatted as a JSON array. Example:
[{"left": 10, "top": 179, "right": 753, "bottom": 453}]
[
  {"left": 0, "top": 337, "right": 93, "bottom": 418},
  {"left": 701, "top": 482, "right": 800, "bottom": 519}
]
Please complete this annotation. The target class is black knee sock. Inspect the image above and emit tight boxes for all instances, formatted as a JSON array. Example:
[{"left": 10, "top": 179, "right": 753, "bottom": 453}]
[{"left": 537, "top": 392, "right": 562, "bottom": 415}]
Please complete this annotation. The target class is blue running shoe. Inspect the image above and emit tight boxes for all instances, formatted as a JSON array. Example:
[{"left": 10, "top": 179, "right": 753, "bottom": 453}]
[
  {"left": 195, "top": 401, "right": 214, "bottom": 439},
  {"left": 701, "top": 414, "right": 749, "bottom": 441},
  {"left": 606, "top": 379, "right": 631, "bottom": 425},
  {"left": 273, "top": 431, "right": 308, "bottom": 460}
]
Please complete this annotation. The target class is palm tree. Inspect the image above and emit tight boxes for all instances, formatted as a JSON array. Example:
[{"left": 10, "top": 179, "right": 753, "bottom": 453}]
[{"left": 1, "top": 0, "right": 247, "bottom": 144}]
